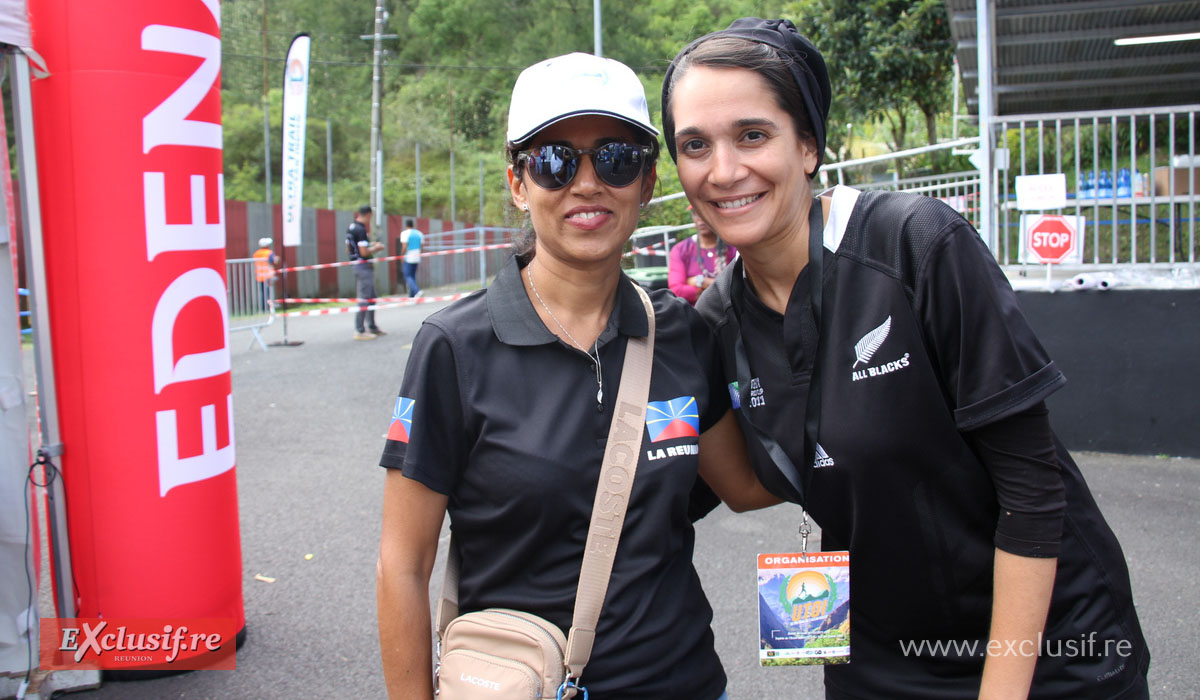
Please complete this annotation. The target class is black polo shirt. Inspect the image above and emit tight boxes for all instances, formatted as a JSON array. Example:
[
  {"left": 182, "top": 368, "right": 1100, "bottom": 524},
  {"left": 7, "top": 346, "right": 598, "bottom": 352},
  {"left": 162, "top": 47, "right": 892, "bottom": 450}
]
[
  {"left": 381, "top": 255, "right": 729, "bottom": 700},
  {"left": 699, "top": 187, "right": 1149, "bottom": 699},
  {"left": 346, "top": 220, "right": 369, "bottom": 262}
]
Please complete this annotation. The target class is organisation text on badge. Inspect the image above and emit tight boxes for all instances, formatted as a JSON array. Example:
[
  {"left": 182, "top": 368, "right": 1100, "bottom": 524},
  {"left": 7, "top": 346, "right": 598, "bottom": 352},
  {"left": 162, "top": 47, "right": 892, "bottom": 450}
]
[{"left": 757, "top": 551, "right": 851, "bottom": 665}]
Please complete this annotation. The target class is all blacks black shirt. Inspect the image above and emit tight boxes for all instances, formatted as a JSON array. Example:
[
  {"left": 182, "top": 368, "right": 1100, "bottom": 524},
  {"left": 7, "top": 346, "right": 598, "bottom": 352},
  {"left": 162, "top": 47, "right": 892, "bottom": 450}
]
[{"left": 698, "top": 186, "right": 1149, "bottom": 699}]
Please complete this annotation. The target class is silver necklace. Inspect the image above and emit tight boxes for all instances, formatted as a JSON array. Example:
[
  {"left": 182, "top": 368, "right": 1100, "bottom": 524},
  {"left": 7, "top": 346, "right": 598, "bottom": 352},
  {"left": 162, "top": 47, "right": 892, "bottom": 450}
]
[{"left": 526, "top": 262, "right": 604, "bottom": 409}]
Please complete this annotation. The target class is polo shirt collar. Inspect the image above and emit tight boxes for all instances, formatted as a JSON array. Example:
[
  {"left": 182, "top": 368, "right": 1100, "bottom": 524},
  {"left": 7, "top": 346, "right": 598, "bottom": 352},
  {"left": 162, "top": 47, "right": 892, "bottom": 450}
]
[{"left": 487, "top": 255, "right": 650, "bottom": 347}]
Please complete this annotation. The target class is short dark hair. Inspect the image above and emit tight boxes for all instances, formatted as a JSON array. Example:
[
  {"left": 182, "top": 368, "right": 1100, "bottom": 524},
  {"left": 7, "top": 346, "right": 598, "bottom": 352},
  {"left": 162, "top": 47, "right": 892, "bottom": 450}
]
[
  {"left": 664, "top": 37, "right": 816, "bottom": 171},
  {"left": 357, "top": 204, "right": 372, "bottom": 216}
]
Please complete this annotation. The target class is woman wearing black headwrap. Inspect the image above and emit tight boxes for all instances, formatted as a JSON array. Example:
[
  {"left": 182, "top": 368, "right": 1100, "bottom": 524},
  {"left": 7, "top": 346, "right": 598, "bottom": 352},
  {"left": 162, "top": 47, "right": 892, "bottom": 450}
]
[{"left": 663, "top": 18, "right": 1149, "bottom": 700}]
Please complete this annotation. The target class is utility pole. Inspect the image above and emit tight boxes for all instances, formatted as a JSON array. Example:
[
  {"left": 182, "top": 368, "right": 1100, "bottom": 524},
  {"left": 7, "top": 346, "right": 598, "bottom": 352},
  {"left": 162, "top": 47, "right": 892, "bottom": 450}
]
[
  {"left": 262, "top": 0, "right": 272, "bottom": 207},
  {"left": 326, "top": 118, "right": 334, "bottom": 209},
  {"left": 976, "top": 0, "right": 996, "bottom": 252},
  {"left": 368, "top": 3, "right": 385, "bottom": 229},
  {"left": 593, "top": 0, "right": 602, "bottom": 56},
  {"left": 361, "top": 5, "right": 397, "bottom": 228}
]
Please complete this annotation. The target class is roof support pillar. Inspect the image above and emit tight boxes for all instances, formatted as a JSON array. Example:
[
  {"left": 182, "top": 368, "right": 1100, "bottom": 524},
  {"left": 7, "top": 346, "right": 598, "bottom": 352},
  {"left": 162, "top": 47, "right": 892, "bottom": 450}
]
[{"left": 977, "top": 0, "right": 998, "bottom": 254}]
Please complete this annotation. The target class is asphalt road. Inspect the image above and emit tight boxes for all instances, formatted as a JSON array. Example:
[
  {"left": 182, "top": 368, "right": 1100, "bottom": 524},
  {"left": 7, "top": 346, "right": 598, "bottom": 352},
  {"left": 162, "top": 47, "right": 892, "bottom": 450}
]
[{"left": 62, "top": 298, "right": 1200, "bottom": 700}]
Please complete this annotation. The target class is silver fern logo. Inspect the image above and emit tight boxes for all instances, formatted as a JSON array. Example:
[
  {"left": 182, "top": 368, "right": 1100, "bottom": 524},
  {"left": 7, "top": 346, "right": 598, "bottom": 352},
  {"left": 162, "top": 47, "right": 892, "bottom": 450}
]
[
  {"left": 852, "top": 316, "right": 892, "bottom": 368},
  {"left": 850, "top": 315, "right": 912, "bottom": 383}
]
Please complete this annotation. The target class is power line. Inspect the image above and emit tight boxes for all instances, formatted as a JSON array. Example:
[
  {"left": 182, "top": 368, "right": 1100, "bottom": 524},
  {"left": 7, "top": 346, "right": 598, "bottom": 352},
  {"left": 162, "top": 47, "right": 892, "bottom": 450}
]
[
  {"left": 221, "top": 51, "right": 666, "bottom": 74},
  {"left": 222, "top": 24, "right": 370, "bottom": 39},
  {"left": 220, "top": 51, "right": 523, "bottom": 71}
]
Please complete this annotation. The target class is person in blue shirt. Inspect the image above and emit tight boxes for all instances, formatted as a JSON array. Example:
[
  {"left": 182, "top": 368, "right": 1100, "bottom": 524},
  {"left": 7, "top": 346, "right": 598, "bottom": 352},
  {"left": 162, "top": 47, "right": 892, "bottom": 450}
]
[{"left": 399, "top": 222, "right": 424, "bottom": 298}]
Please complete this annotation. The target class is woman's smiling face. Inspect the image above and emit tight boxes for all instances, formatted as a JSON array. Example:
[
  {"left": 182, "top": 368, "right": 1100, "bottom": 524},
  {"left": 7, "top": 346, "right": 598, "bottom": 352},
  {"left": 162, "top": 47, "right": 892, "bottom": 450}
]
[
  {"left": 670, "top": 65, "right": 818, "bottom": 253},
  {"left": 509, "top": 115, "right": 655, "bottom": 268}
]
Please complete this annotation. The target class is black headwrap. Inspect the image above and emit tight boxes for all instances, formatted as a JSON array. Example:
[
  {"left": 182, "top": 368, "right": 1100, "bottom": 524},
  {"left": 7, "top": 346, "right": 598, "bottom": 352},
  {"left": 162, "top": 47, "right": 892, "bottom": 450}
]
[{"left": 661, "top": 17, "right": 831, "bottom": 170}]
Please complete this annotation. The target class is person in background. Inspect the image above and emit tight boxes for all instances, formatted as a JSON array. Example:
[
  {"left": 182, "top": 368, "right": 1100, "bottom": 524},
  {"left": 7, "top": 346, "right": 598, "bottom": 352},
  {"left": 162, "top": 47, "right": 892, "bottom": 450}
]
[
  {"left": 668, "top": 206, "right": 737, "bottom": 305},
  {"left": 663, "top": 17, "right": 1149, "bottom": 700},
  {"left": 251, "top": 236, "right": 277, "bottom": 312},
  {"left": 398, "top": 221, "right": 423, "bottom": 298},
  {"left": 346, "top": 204, "right": 386, "bottom": 340},
  {"left": 376, "top": 51, "right": 776, "bottom": 700}
]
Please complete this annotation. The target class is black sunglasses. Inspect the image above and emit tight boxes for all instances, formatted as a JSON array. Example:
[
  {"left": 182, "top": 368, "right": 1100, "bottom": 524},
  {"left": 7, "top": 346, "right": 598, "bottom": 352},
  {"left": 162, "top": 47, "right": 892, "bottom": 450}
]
[{"left": 517, "top": 142, "right": 653, "bottom": 190}]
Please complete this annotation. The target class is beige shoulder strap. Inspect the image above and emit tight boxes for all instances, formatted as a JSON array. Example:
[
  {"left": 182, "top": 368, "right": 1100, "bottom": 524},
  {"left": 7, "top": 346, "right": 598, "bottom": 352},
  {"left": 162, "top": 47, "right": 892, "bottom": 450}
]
[
  {"left": 563, "top": 283, "right": 654, "bottom": 681},
  {"left": 437, "top": 284, "right": 656, "bottom": 685}
]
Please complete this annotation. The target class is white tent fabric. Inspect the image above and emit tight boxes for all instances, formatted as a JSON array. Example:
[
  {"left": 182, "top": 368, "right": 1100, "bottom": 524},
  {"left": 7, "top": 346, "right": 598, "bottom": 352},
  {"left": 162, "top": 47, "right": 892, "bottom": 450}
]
[
  {"left": 0, "top": 0, "right": 45, "bottom": 75},
  {"left": 0, "top": 0, "right": 39, "bottom": 684},
  {"left": 0, "top": 0, "right": 28, "bottom": 48},
  {"left": 1, "top": 202, "right": 35, "bottom": 680}
]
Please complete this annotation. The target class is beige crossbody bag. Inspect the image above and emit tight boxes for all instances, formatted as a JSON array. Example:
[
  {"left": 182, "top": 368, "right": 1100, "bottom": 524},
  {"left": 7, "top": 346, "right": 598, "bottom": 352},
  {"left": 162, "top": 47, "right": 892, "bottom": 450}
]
[{"left": 434, "top": 284, "right": 655, "bottom": 700}]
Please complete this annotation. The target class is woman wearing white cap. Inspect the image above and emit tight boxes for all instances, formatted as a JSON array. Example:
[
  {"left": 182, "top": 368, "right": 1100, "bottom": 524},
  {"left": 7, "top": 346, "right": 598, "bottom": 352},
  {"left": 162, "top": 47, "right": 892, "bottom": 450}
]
[
  {"left": 377, "top": 52, "right": 775, "bottom": 699},
  {"left": 663, "top": 17, "right": 1149, "bottom": 700}
]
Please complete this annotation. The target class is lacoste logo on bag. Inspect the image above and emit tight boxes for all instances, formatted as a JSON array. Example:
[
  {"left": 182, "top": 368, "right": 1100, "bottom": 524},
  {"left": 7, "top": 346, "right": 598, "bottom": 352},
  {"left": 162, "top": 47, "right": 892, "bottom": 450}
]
[
  {"left": 852, "top": 316, "right": 891, "bottom": 368},
  {"left": 460, "top": 672, "right": 501, "bottom": 691}
]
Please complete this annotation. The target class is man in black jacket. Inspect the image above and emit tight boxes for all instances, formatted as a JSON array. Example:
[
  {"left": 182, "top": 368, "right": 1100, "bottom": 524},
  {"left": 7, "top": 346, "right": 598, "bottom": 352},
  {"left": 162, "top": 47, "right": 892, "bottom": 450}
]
[{"left": 346, "top": 204, "right": 386, "bottom": 340}]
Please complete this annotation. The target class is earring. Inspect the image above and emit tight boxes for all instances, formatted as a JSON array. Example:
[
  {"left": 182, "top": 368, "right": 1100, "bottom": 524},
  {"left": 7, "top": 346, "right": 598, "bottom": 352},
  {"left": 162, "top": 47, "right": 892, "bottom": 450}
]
[{"left": 522, "top": 203, "right": 529, "bottom": 211}]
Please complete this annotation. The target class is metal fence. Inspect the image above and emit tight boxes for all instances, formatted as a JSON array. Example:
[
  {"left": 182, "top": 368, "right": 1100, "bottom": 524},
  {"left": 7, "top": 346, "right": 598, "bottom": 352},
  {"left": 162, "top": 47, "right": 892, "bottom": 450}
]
[
  {"left": 821, "top": 106, "right": 1200, "bottom": 276},
  {"left": 825, "top": 136, "right": 985, "bottom": 233},
  {"left": 225, "top": 257, "right": 275, "bottom": 351},
  {"left": 996, "top": 104, "right": 1198, "bottom": 268},
  {"left": 413, "top": 226, "right": 519, "bottom": 291}
]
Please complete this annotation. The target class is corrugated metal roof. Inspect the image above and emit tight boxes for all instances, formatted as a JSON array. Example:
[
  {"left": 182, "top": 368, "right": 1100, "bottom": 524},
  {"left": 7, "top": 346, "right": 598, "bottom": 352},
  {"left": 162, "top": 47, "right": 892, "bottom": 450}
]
[{"left": 948, "top": 0, "right": 1200, "bottom": 116}]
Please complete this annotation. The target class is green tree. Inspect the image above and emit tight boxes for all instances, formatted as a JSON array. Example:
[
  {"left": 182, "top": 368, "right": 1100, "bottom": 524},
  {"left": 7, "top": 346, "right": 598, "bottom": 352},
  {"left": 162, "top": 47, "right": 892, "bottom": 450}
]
[
  {"left": 216, "top": 0, "right": 958, "bottom": 217},
  {"left": 790, "top": 0, "right": 954, "bottom": 160}
]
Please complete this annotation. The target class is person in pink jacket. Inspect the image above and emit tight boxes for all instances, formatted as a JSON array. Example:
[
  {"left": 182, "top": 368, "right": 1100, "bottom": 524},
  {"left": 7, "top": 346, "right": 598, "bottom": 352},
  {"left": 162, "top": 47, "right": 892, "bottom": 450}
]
[{"left": 668, "top": 207, "right": 737, "bottom": 305}]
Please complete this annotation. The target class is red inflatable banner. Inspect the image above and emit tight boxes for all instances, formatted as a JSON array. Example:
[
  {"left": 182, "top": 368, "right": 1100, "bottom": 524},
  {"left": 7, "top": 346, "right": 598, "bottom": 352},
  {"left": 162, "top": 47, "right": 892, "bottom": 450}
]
[{"left": 29, "top": 0, "right": 243, "bottom": 637}]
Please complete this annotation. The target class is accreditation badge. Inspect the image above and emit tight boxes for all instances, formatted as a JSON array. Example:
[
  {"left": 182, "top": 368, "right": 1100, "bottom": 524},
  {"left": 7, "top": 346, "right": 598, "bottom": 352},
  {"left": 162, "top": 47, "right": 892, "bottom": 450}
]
[{"left": 757, "top": 551, "right": 851, "bottom": 665}]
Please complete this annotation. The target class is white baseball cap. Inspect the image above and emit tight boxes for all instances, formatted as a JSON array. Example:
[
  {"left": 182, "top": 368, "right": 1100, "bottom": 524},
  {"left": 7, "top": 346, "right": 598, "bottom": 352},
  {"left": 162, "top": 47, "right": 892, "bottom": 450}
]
[
  {"left": 506, "top": 52, "right": 659, "bottom": 145},
  {"left": 258, "top": 237, "right": 272, "bottom": 247}
]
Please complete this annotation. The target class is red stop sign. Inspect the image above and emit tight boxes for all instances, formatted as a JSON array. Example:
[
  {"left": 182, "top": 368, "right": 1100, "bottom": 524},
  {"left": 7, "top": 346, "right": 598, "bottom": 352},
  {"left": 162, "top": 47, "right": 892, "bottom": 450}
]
[{"left": 1028, "top": 215, "right": 1076, "bottom": 263}]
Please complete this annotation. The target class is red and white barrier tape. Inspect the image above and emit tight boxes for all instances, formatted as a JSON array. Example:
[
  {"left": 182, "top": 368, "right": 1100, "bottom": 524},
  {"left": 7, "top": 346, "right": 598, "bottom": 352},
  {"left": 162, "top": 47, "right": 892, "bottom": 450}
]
[
  {"left": 277, "top": 242, "right": 511, "bottom": 274},
  {"left": 422, "top": 243, "right": 510, "bottom": 258},
  {"left": 626, "top": 247, "right": 669, "bottom": 258},
  {"left": 273, "top": 292, "right": 472, "bottom": 317},
  {"left": 622, "top": 238, "right": 670, "bottom": 258},
  {"left": 274, "top": 296, "right": 414, "bottom": 305}
]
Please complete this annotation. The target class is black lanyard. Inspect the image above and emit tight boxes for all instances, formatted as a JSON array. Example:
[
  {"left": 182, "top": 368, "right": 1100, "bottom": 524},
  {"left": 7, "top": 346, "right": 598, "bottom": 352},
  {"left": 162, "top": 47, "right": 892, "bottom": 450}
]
[{"left": 731, "top": 198, "right": 824, "bottom": 509}]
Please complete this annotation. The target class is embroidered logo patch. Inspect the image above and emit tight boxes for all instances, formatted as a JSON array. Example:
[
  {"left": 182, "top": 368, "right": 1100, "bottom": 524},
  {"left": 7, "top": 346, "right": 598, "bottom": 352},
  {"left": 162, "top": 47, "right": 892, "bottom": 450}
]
[
  {"left": 646, "top": 396, "right": 700, "bottom": 442},
  {"left": 852, "top": 316, "right": 892, "bottom": 368},
  {"left": 748, "top": 377, "right": 766, "bottom": 408},
  {"left": 813, "top": 443, "right": 835, "bottom": 468},
  {"left": 850, "top": 316, "right": 912, "bottom": 383},
  {"left": 387, "top": 397, "right": 414, "bottom": 443}
]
